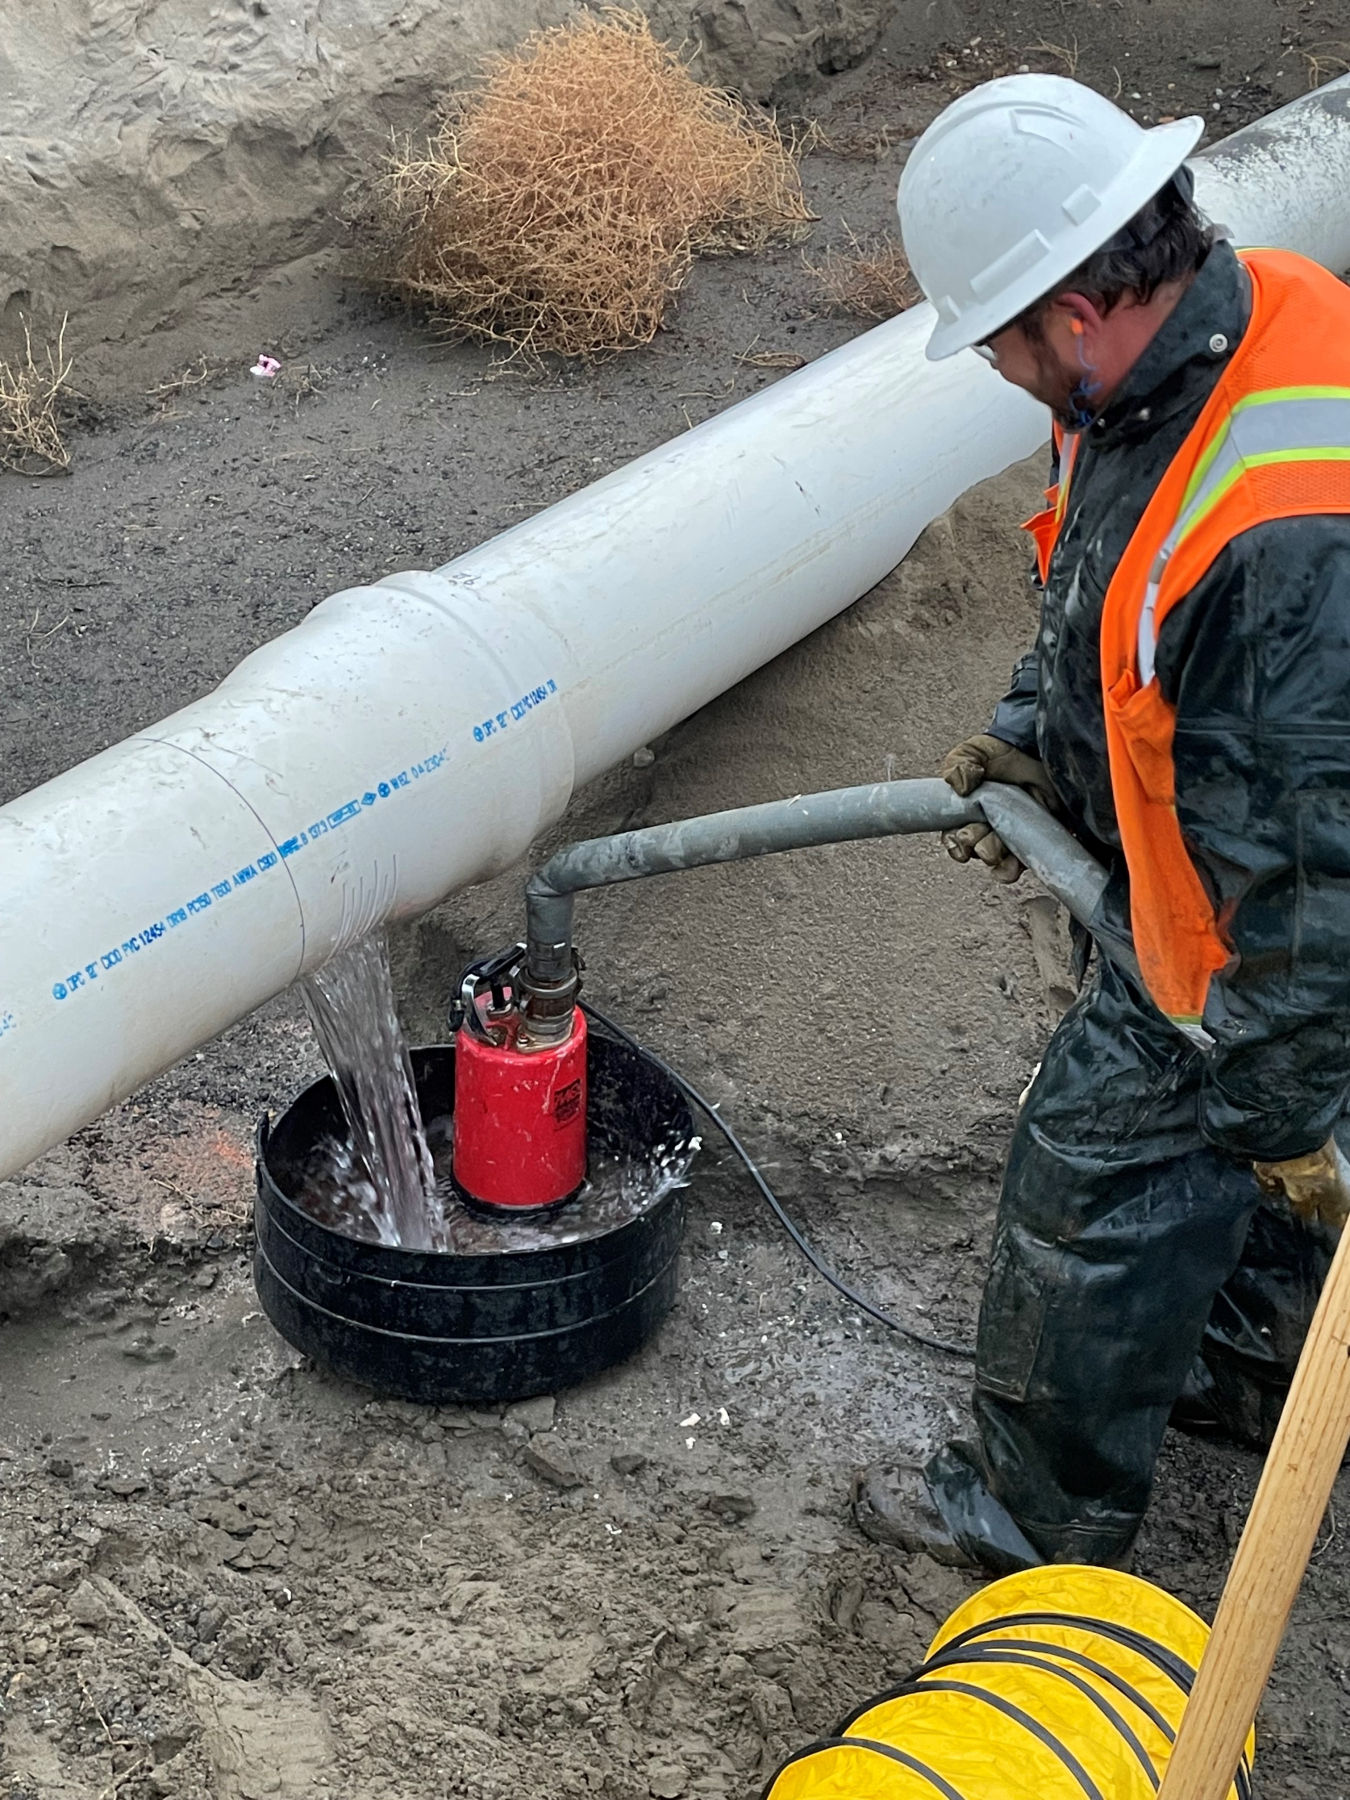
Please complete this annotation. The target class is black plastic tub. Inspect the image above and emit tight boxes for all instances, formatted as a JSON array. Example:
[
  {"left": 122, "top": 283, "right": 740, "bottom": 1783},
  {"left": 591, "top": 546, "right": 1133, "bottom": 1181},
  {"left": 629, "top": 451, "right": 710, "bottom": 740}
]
[{"left": 253, "top": 1032, "right": 694, "bottom": 1405}]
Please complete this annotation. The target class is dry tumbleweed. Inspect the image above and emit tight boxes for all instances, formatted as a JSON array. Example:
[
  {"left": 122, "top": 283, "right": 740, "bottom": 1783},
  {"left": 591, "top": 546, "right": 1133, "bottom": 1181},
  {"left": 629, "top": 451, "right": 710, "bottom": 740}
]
[{"left": 365, "top": 11, "right": 814, "bottom": 360}]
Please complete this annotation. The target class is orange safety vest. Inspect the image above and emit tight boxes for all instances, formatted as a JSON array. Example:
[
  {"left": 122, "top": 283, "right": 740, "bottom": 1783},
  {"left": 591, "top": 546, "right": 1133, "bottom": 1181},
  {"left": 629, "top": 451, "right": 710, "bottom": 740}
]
[{"left": 1024, "top": 249, "right": 1350, "bottom": 1041}]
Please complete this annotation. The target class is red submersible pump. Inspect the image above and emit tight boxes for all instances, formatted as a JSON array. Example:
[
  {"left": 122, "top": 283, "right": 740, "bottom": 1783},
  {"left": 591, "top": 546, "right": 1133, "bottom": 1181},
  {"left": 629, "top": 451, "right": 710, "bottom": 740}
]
[{"left": 451, "top": 943, "right": 587, "bottom": 1213}]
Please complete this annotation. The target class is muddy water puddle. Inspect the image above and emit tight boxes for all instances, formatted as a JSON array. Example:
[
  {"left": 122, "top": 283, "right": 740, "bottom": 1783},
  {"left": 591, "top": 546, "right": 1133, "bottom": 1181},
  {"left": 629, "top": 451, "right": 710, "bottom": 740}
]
[{"left": 293, "top": 1115, "right": 693, "bottom": 1254}]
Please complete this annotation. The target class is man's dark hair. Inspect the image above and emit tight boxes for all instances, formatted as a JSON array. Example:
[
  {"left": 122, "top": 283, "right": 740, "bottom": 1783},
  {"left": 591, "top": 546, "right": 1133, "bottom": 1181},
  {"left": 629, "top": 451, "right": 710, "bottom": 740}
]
[{"left": 1020, "top": 173, "right": 1214, "bottom": 337}]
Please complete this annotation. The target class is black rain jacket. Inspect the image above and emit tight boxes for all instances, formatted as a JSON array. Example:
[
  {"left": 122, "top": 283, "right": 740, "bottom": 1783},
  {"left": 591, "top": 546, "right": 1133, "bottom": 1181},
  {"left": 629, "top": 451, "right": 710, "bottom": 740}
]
[{"left": 989, "top": 241, "right": 1350, "bottom": 1161}]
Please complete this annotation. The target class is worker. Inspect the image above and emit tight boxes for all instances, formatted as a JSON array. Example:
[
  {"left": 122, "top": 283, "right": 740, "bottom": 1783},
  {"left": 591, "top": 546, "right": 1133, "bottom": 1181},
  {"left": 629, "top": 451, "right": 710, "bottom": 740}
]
[{"left": 854, "top": 74, "right": 1350, "bottom": 1574}]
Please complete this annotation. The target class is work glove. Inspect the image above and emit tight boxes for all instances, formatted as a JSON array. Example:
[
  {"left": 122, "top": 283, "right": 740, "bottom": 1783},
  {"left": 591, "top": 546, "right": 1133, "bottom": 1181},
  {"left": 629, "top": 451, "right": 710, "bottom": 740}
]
[
  {"left": 1253, "top": 1138, "right": 1350, "bottom": 1232},
  {"left": 939, "top": 733, "right": 1059, "bottom": 886}
]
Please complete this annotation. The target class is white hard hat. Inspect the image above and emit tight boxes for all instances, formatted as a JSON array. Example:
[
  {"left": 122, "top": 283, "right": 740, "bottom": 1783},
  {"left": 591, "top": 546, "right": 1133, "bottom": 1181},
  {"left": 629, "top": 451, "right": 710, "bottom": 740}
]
[{"left": 898, "top": 75, "right": 1205, "bottom": 360}]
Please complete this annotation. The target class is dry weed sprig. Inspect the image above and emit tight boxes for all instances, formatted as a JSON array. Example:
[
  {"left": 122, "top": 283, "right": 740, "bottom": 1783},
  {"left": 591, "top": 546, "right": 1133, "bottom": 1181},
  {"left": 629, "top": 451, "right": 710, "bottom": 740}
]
[
  {"left": 1024, "top": 37, "right": 1081, "bottom": 77},
  {"left": 1299, "top": 43, "right": 1350, "bottom": 88},
  {"left": 738, "top": 349, "right": 807, "bottom": 370},
  {"left": 361, "top": 10, "right": 814, "bottom": 361},
  {"left": 0, "top": 317, "right": 73, "bottom": 475},
  {"left": 806, "top": 231, "right": 920, "bottom": 322},
  {"left": 146, "top": 356, "right": 217, "bottom": 401}
]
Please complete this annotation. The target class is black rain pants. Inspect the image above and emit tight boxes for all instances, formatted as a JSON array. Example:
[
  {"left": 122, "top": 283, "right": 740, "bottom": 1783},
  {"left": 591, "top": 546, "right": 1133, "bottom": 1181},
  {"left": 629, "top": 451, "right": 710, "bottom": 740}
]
[{"left": 926, "top": 956, "right": 1335, "bottom": 1574}]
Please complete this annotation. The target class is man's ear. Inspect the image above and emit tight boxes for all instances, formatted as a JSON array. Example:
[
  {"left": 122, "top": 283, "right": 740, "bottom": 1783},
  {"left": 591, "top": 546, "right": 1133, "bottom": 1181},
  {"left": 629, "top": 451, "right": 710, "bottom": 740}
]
[{"left": 1054, "top": 292, "right": 1107, "bottom": 338}]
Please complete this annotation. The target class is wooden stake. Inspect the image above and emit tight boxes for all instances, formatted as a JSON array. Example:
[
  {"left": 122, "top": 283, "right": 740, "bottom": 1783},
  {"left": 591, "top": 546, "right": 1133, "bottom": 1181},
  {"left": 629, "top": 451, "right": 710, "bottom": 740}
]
[{"left": 1157, "top": 1213, "right": 1350, "bottom": 1799}]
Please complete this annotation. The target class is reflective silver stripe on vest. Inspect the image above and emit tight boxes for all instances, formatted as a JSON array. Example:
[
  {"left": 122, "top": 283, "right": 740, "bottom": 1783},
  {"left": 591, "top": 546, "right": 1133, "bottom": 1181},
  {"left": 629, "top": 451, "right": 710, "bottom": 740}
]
[
  {"left": 1136, "top": 391, "right": 1350, "bottom": 684},
  {"left": 1169, "top": 1015, "right": 1216, "bottom": 1051}
]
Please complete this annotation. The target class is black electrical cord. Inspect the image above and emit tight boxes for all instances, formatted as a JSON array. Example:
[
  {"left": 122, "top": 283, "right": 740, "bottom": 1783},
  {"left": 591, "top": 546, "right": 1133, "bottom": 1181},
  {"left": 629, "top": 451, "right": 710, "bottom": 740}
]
[{"left": 580, "top": 999, "right": 975, "bottom": 1361}]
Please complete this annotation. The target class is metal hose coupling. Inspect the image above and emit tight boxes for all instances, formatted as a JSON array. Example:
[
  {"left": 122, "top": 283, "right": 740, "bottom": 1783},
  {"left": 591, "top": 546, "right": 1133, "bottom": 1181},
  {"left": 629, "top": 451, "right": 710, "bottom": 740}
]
[
  {"left": 451, "top": 940, "right": 583, "bottom": 1051},
  {"left": 519, "top": 952, "right": 583, "bottom": 1048},
  {"left": 522, "top": 878, "right": 581, "bottom": 1048}
]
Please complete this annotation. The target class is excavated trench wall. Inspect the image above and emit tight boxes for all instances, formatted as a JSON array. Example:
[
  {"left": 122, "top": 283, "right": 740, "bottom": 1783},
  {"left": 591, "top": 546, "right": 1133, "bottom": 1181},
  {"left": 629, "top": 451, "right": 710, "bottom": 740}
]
[{"left": 0, "top": 0, "right": 884, "bottom": 359}]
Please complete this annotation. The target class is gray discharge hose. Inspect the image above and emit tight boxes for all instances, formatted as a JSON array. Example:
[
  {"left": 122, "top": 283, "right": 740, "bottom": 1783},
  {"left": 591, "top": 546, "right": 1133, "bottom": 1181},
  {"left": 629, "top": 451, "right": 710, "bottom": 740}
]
[
  {"left": 518, "top": 777, "right": 1119, "bottom": 1360},
  {"left": 527, "top": 778, "right": 1118, "bottom": 983}
]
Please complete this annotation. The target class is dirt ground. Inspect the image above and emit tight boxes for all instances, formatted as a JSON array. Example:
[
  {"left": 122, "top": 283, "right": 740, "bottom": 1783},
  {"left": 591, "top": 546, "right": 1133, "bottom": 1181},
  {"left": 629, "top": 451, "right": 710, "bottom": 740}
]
[{"left": 5, "top": 10, "right": 1350, "bottom": 1799}]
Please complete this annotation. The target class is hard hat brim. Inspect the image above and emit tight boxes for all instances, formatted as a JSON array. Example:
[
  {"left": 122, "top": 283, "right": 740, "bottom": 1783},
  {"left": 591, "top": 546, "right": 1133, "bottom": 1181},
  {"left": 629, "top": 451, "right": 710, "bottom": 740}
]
[{"left": 923, "top": 115, "right": 1207, "bottom": 361}]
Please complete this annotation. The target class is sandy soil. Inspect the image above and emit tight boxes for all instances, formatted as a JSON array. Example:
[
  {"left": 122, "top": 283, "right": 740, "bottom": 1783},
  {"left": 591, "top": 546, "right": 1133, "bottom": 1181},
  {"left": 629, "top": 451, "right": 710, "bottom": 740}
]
[{"left": 4, "top": 16, "right": 1350, "bottom": 1800}]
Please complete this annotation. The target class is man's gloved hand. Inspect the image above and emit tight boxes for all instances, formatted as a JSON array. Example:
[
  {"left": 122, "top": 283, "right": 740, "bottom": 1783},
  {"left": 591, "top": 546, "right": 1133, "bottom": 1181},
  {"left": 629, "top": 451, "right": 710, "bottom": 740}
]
[
  {"left": 939, "top": 733, "right": 1059, "bottom": 886},
  {"left": 1253, "top": 1138, "right": 1350, "bottom": 1231}
]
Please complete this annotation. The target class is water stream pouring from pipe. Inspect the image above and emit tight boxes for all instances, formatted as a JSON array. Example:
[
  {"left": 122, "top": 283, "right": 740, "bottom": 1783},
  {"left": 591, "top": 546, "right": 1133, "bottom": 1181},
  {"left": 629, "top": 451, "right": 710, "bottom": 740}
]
[{"left": 298, "top": 934, "right": 439, "bottom": 1250}]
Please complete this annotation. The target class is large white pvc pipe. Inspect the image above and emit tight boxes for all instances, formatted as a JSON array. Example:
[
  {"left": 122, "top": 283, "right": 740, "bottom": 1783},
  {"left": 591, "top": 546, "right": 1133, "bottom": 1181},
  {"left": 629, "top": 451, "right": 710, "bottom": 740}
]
[
  {"left": 1191, "top": 76, "right": 1350, "bottom": 274},
  {"left": 2, "top": 79, "right": 1349, "bottom": 1181}
]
